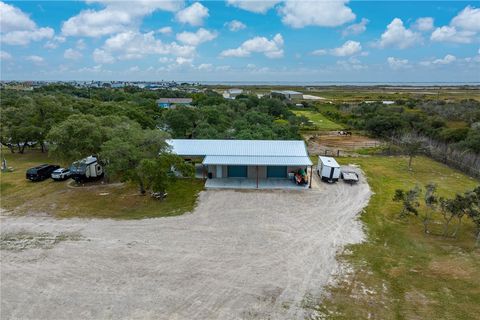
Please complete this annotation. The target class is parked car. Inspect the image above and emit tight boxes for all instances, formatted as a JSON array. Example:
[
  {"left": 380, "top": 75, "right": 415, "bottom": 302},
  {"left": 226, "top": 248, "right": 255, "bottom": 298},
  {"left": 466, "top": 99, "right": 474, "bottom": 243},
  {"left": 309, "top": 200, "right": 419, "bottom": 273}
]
[
  {"left": 26, "top": 164, "right": 60, "bottom": 182},
  {"left": 51, "top": 168, "right": 71, "bottom": 181}
]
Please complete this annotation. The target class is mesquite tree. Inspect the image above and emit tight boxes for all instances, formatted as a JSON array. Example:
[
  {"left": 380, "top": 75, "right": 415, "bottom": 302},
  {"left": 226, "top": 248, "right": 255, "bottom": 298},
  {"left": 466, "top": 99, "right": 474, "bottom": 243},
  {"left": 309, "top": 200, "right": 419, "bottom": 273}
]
[{"left": 393, "top": 185, "right": 421, "bottom": 218}]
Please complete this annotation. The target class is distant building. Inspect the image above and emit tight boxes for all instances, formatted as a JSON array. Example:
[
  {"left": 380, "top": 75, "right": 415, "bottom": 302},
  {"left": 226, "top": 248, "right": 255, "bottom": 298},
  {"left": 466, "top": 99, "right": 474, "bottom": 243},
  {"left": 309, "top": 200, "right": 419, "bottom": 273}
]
[
  {"left": 271, "top": 90, "right": 303, "bottom": 100},
  {"left": 156, "top": 98, "right": 193, "bottom": 109},
  {"left": 223, "top": 88, "right": 243, "bottom": 99}
]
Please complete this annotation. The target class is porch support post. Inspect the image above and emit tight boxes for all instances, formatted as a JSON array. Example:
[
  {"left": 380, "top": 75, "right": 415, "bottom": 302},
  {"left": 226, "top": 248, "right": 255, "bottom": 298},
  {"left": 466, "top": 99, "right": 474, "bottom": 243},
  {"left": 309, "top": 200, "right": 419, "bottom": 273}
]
[
  {"left": 309, "top": 165, "right": 313, "bottom": 189},
  {"left": 256, "top": 165, "right": 259, "bottom": 189}
]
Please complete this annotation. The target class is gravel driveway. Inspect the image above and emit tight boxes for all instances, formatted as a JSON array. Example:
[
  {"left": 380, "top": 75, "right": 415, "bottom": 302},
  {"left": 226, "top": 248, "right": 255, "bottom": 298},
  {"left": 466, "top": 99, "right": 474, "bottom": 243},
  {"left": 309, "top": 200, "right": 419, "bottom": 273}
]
[{"left": 1, "top": 173, "right": 370, "bottom": 320}]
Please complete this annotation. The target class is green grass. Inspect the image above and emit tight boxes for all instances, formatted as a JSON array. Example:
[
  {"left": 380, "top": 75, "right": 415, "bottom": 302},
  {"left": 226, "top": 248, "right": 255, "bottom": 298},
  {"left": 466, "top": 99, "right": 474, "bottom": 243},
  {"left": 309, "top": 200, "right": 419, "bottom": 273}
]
[
  {"left": 0, "top": 150, "right": 204, "bottom": 219},
  {"left": 317, "top": 156, "right": 480, "bottom": 319},
  {"left": 292, "top": 110, "right": 343, "bottom": 131}
]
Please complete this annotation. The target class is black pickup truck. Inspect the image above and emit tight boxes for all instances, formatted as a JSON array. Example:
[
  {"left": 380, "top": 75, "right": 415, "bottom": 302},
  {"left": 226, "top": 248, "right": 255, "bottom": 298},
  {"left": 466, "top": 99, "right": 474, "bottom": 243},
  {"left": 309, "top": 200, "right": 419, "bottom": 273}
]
[{"left": 26, "top": 164, "right": 60, "bottom": 182}]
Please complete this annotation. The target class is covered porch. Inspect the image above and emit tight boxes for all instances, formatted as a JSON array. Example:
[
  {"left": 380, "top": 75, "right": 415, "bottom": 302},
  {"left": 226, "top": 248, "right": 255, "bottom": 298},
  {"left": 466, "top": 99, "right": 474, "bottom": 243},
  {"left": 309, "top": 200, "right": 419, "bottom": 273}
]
[{"left": 205, "top": 177, "right": 310, "bottom": 190}]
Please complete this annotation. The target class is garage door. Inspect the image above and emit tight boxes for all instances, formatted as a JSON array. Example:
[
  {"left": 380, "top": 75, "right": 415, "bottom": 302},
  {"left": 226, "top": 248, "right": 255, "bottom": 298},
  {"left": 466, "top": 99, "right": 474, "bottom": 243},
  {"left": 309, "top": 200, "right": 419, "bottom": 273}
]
[
  {"left": 227, "top": 165, "right": 248, "bottom": 178},
  {"left": 267, "top": 166, "right": 287, "bottom": 178}
]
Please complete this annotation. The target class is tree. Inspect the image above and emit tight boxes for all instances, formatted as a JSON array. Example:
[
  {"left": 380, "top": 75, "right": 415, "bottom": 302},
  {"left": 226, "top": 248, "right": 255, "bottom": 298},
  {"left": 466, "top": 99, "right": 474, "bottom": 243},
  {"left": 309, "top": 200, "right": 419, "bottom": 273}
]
[
  {"left": 400, "top": 134, "right": 426, "bottom": 170},
  {"left": 100, "top": 128, "right": 193, "bottom": 195},
  {"left": 393, "top": 185, "right": 421, "bottom": 218},
  {"left": 423, "top": 183, "right": 438, "bottom": 234},
  {"left": 47, "top": 114, "right": 111, "bottom": 161}
]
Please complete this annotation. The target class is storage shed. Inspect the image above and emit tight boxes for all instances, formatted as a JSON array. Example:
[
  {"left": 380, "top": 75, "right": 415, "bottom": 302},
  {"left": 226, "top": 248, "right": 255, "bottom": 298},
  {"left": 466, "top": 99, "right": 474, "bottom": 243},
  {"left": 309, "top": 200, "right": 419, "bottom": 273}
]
[{"left": 167, "top": 139, "right": 313, "bottom": 189}]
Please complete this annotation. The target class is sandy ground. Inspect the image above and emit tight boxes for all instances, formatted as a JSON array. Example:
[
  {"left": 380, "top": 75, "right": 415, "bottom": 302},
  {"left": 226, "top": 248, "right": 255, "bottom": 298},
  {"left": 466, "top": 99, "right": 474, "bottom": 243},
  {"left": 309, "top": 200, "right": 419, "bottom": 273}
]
[{"left": 1, "top": 172, "right": 370, "bottom": 320}]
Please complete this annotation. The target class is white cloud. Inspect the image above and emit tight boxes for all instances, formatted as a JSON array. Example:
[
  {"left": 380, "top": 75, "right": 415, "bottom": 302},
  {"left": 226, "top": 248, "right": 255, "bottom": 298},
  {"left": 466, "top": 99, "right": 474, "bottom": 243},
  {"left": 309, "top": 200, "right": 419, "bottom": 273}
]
[
  {"left": 93, "top": 31, "right": 195, "bottom": 64},
  {"left": 387, "top": 57, "right": 409, "bottom": 70},
  {"left": 336, "top": 57, "right": 367, "bottom": 71},
  {"left": 176, "top": 28, "right": 217, "bottom": 46},
  {"left": 312, "top": 40, "right": 362, "bottom": 57},
  {"left": 64, "top": 48, "right": 83, "bottom": 60},
  {"left": 62, "top": 0, "right": 183, "bottom": 37},
  {"left": 220, "top": 33, "right": 284, "bottom": 58},
  {"left": 44, "top": 36, "right": 66, "bottom": 49},
  {"left": 226, "top": 0, "right": 280, "bottom": 14},
  {"left": 226, "top": 20, "right": 246, "bottom": 32},
  {"left": 279, "top": 0, "right": 355, "bottom": 28},
  {"left": 0, "top": 2, "right": 54, "bottom": 46},
  {"left": 93, "top": 49, "right": 115, "bottom": 64},
  {"left": 0, "top": 50, "right": 12, "bottom": 60},
  {"left": 0, "top": 1, "right": 36, "bottom": 32},
  {"left": 198, "top": 63, "right": 213, "bottom": 70},
  {"left": 342, "top": 18, "right": 369, "bottom": 37},
  {"left": 175, "top": 2, "right": 209, "bottom": 26},
  {"left": 413, "top": 17, "right": 434, "bottom": 31},
  {"left": 26, "top": 55, "right": 45, "bottom": 65},
  {"left": 2, "top": 28, "right": 54, "bottom": 46},
  {"left": 432, "top": 54, "right": 456, "bottom": 65},
  {"left": 430, "top": 6, "right": 479, "bottom": 44},
  {"left": 451, "top": 6, "right": 480, "bottom": 32},
  {"left": 76, "top": 39, "right": 86, "bottom": 50},
  {"left": 128, "top": 66, "right": 140, "bottom": 72},
  {"left": 430, "top": 26, "right": 475, "bottom": 44},
  {"left": 157, "top": 26, "right": 173, "bottom": 35},
  {"left": 420, "top": 54, "right": 457, "bottom": 67},
  {"left": 377, "top": 18, "right": 422, "bottom": 49}
]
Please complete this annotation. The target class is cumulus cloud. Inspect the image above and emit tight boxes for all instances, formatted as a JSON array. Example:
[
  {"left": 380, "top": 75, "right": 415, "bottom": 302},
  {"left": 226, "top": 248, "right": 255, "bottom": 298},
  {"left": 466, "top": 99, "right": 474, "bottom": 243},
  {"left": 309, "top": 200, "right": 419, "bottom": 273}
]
[
  {"left": 336, "top": 57, "right": 367, "bottom": 71},
  {"left": 26, "top": 55, "right": 45, "bottom": 65},
  {"left": 226, "top": 0, "right": 279, "bottom": 14},
  {"left": 279, "top": 0, "right": 355, "bottom": 28},
  {"left": 432, "top": 54, "right": 456, "bottom": 65},
  {"left": 175, "top": 2, "right": 209, "bottom": 26},
  {"left": 342, "top": 18, "right": 369, "bottom": 37},
  {"left": 451, "top": 6, "right": 480, "bottom": 31},
  {"left": 157, "top": 26, "right": 173, "bottom": 35},
  {"left": 430, "top": 6, "right": 479, "bottom": 44},
  {"left": 0, "top": 2, "right": 54, "bottom": 46},
  {"left": 176, "top": 28, "right": 217, "bottom": 46},
  {"left": 377, "top": 18, "right": 422, "bottom": 49},
  {"left": 387, "top": 57, "right": 409, "bottom": 70},
  {"left": 0, "top": 50, "right": 12, "bottom": 60},
  {"left": 312, "top": 40, "right": 362, "bottom": 57},
  {"left": 220, "top": 33, "right": 284, "bottom": 58},
  {"left": 198, "top": 63, "right": 213, "bottom": 71},
  {"left": 93, "top": 48, "right": 115, "bottom": 64},
  {"left": 64, "top": 48, "right": 83, "bottom": 60},
  {"left": 413, "top": 17, "right": 434, "bottom": 31},
  {"left": 420, "top": 54, "right": 457, "bottom": 67},
  {"left": 62, "top": 0, "right": 183, "bottom": 37},
  {"left": 0, "top": 1, "right": 36, "bottom": 32},
  {"left": 226, "top": 20, "right": 246, "bottom": 32},
  {"left": 93, "top": 31, "right": 195, "bottom": 64},
  {"left": 430, "top": 26, "right": 475, "bottom": 44}
]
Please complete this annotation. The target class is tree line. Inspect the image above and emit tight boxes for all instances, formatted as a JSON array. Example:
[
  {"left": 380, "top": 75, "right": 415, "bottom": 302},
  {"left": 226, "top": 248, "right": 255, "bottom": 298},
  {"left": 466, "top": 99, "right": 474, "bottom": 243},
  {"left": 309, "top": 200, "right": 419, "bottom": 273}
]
[
  {"left": 1, "top": 85, "right": 304, "bottom": 195},
  {"left": 393, "top": 184, "right": 480, "bottom": 246}
]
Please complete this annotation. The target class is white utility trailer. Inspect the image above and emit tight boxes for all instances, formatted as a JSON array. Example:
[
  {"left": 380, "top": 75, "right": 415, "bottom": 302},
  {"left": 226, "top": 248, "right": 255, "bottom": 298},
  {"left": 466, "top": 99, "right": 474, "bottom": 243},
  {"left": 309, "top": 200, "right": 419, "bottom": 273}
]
[{"left": 317, "top": 156, "right": 341, "bottom": 183}]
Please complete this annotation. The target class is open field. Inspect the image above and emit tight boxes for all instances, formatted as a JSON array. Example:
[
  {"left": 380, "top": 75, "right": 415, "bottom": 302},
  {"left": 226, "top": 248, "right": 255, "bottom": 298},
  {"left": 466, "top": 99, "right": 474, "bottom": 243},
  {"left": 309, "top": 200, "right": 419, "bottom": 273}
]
[
  {"left": 1, "top": 171, "right": 371, "bottom": 319},
  {"left": 0, "top": 150, "right": 203, "bottom": 219},
  {"left": 292, "top": 110, "right": 343, "bottom": 131},
  {"left": 316, "top": 156, "right": 480, "bottom": 319}
]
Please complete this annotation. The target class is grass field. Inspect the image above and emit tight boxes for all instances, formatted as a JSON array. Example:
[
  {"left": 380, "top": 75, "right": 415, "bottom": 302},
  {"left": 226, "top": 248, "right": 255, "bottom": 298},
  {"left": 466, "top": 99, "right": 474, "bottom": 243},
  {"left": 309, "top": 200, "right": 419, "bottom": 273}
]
[
  {"left": 0, "top": 150, "right": 204, "bottom": 219},
  {"left": 315, "top": 156, "right": 480, "bottom": 319},
  {"left": 293, "top": 110, "right": 343, "bottom": 131}
]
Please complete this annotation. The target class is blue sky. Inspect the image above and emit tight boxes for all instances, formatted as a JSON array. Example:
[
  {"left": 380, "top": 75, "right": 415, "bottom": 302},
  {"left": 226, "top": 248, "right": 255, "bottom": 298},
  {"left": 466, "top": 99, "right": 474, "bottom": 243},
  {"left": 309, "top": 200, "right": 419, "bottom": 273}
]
[{"left": 1, "top": 0, "right": 479, "bottom": 82}]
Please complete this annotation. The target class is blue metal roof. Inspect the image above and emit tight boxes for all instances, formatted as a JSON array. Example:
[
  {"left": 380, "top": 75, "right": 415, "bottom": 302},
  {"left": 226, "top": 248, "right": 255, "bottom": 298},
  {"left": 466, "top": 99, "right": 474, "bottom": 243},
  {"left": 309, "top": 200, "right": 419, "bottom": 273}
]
[{"left": 167, "top": 139, "right": 312, "bottom": 166}]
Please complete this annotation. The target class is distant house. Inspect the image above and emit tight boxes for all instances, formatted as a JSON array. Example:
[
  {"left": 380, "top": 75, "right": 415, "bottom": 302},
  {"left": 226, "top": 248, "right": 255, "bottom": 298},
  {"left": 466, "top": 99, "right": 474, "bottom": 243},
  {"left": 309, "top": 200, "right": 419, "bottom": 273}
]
[
  {"left": 271, "top": 90, "right": 303, "bottom": 100},
  {"left": 223, "top": 88, "right": 243, "bottom": 99},
  {"left": 156, "top": 98, "right": 193, "bottom": 109}
]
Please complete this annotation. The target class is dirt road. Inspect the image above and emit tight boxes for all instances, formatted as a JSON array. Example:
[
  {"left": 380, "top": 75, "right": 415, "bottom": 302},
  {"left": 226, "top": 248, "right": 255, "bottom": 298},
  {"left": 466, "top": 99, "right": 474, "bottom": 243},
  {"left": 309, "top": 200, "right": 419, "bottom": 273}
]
[{"left": 1, "top": 174, "right": 370, "bottom": 319}]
